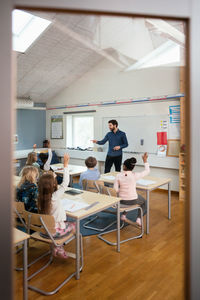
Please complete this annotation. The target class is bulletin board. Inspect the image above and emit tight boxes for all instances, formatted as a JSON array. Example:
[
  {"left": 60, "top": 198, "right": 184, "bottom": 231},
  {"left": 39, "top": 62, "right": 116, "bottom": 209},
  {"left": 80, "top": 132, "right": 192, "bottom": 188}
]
[
  {"left": 167, "top": 139, "right": 180, "bottom": 157},
  {"left": 51, "top": 115, "right": 63, "bottom": 139}
]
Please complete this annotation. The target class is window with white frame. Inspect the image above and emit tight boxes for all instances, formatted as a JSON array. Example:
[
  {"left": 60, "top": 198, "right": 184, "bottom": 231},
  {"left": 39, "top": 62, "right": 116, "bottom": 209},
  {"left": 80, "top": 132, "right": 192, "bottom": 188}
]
[{"left": 66, "top": 115, "right": 94, "bottom": 149}]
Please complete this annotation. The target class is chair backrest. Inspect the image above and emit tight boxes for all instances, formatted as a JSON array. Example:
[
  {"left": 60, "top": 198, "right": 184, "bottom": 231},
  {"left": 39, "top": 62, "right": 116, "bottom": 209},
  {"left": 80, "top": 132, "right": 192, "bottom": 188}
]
[
  {"left": 23, "top": 210, "right": 56, "bottom": 236},
  {"left": 100, "top": 186, "right": 117, "bottom": 197},
  {"left": 14, "top": 201, "right": 27, "bottom": 229},
  {"left": 15, "top": 201, "right": 25, "bottom": 214},
  {"left": 82, "top": 179, "right": 104, "bottom": 193}
]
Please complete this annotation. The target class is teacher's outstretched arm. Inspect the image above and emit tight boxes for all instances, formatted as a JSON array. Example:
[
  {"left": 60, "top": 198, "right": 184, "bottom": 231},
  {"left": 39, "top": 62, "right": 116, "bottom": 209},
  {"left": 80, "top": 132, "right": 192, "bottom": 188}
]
[{"left": 91, "top": 133, "right": 109, "bottom": 145}]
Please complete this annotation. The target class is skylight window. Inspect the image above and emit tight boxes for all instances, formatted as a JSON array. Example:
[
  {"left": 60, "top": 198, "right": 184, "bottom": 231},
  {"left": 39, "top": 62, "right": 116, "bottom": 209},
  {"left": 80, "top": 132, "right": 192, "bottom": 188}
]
[
  {"left": 12, "top": 10, "right": 51, "bottom": 53},
  {"left": 125, "top": 40, "right": 181, "bottom": 71}
]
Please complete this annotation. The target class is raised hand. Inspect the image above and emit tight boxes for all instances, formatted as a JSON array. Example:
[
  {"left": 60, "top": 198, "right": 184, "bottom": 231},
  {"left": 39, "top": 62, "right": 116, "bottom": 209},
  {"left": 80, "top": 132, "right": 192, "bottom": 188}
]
[
  {"left": 142, "top": 152, "right": 148, "bottom": 163},
  {"left": 64, "top": 153, "right": 70, "bottom": 167},
  {"left": 91, "top": 140, "right": 97, "bottom": 143}
]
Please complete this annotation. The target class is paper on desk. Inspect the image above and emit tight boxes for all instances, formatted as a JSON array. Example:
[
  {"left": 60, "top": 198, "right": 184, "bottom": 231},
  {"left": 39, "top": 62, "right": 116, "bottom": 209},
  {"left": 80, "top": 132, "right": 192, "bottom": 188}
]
[
  {"left": 136, "top": 179, "right": 156, "bottom": 186},
  {"left": 101, "top": 175, "right": 116, "bottom": 180},
  {"left": 50, "top": 165, "right": 63, "bottom": 171},
  {"left": 61, "top": 198, "right": 89, "bottom": 212}
]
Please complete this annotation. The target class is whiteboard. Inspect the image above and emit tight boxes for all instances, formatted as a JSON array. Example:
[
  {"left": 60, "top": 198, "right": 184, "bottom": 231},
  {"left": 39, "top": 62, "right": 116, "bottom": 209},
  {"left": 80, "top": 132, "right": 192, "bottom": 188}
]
[{"left": 102, "top": 115, "right": 168, "bottom": 154}]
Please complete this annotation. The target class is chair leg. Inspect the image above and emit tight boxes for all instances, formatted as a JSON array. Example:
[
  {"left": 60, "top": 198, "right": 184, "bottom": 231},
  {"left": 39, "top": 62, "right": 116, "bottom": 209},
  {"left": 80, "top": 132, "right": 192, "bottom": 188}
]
[
  {"left": 83, "top": 216, "right": 117, "bottom": 232},
  {"left": 79, "top": 234, "right": 84, "bottom": 272},
  {"left": 28, "top": 271, "right": 76, "bottom": 296},
  {"left": 28, "top": 235, "right": 84, "bottom": 295},
  {"left": 98, "top": 207, "right": 144, "bottom": 245},
  {"left": 15, "top": 248, "right": 51, "bottom": 272},
  {"left": 83, "top": 210, "right": 117, "bottom": 232}
]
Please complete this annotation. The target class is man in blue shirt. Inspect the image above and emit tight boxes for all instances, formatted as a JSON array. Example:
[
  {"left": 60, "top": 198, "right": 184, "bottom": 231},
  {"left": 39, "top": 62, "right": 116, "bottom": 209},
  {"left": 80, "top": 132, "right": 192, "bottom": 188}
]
[{"left": 92, "top": 119, "right": 128, "bottom": 173}]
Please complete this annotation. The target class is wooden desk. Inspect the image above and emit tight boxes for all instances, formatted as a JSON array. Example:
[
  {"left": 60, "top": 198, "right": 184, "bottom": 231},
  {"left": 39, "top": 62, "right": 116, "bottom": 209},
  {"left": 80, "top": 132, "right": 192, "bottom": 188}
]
[
  {"left": 100, "top": 172, "right": 171, "bottom": 234},
  {"left": 60, "top": 189, "right": 121, "bottom": 279},
  {"left": 51, "top": 164, "right": 87, "bottom": 186},
  {"left": 13, "top": 228, "right": 30, "bottom": 300}
]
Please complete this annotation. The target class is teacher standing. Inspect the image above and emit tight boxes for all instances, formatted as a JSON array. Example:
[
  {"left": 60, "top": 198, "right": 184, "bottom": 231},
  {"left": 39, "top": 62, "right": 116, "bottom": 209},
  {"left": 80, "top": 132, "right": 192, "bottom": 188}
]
[{"left": 92, "top": 119, "right": 128, "bottom": 173}]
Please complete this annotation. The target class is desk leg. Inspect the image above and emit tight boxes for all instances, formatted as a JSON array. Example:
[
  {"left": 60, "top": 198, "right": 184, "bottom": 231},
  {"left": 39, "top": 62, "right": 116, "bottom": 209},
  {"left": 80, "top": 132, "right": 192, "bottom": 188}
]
[
  {"left": 116, "top": 202, "right": 120, "bottom": 252},
  {"left": 76, "top": 219, "right": 80, "bottom": 280},
  {"left": 69, "top": 175, "right": 73, "bottom": 187},
  {"left": 23, "top": 239, "right": 28, "bottom": 300},
  {"left": 146, "top": 190, "right": 150, "bottom": 234},
  {"left": 168, "top": 182, "right": 171, "bottom": 219}
]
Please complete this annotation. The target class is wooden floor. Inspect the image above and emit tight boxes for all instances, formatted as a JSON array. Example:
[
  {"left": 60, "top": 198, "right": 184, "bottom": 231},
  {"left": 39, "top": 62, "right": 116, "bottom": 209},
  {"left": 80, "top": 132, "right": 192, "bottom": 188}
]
[{"left": 14, "top": 190, "right": 185, "bottom": 300}]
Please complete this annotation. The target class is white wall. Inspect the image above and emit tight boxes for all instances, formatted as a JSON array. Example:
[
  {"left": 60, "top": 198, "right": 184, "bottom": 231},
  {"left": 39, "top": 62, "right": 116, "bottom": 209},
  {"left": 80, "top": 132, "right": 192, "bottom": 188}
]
[
  {"left": 46, "top": 59, "right": 180, "bottom": 147},
  {"left": 47, "top": 59, "right": 180, "bottom": 106}
]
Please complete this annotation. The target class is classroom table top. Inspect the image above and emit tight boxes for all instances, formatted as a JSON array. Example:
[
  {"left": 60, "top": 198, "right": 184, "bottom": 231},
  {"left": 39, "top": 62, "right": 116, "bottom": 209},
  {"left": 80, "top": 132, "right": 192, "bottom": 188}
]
[
  {"left": 100, "top": 172, "right": 171, "bottom": 190},
  {"left": 13, "top": 228, "right": 30, "bottom": 245},
  {"left": 51, "top": 163, "right": 87, "bottom": 176},
  {"left": 61, "top": 188, "right": 120, "bottom": 220}
]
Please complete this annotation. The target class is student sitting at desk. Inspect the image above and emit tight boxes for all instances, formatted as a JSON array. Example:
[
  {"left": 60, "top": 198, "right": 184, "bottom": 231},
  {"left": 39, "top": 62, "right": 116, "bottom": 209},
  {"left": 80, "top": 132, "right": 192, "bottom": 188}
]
[
  {"left": 19, "top": 152, "right": 41, "bottom": 176},
  {"left": 16, "top": 166, "right": 39, "bottom": 213},
  {"left": 33, "top": 140, "right": 59, "bottom": 167},
  {"left": 35, "top": 141, "right": 62, "bottom": 184},
  {"left": 114, "top": 152, "right": 150, "bottom": 227},
  {"left": 38, "top": 153, "right": 75, "bottom": 259},
  {"left": 40, "top": 139, "right": 60, "bottom": 164},
  {"left": 79, "top": 156, "right": 100, "bottom": 189}
]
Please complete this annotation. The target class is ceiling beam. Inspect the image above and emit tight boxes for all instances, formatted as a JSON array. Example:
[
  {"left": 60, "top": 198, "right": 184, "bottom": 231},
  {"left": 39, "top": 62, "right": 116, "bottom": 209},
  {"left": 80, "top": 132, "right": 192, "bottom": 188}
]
[
  {"left": 146, "top": 18, "right": 185, "bottom": 46},
  {"left": 54, "top": 20, "right": 127, "bottom": 68}
]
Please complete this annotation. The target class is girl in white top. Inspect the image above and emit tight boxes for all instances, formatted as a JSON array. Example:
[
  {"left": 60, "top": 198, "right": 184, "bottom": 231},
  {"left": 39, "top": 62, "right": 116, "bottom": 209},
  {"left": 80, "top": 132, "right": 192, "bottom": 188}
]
[{"left": 38, "top": 153, "right": 75, "bottom": 258}]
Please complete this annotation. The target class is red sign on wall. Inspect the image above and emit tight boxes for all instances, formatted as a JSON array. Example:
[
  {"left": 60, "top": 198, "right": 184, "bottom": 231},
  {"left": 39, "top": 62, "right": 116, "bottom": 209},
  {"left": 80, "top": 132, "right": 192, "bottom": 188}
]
[{"left": 157, "top": 132, "right": 167, "bottom": 145}]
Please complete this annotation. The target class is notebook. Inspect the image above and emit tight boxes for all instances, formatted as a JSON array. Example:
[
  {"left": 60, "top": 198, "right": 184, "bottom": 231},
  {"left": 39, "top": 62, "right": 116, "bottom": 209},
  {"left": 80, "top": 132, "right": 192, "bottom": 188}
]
[
  {"left": 136, "top": 179, "right": 156, "bottom": 186},
  {"left": 61, "top": 198, "right": 89, "bottom": 212}
]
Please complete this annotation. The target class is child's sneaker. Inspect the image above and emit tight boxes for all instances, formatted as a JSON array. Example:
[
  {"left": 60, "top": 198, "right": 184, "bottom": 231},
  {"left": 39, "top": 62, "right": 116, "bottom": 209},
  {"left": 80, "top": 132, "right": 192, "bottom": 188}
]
[
  {"left": 136, "top": 217, "right": 142, "bottom": 227},
  {"left": 52, "top": 246, "right": 68, "bottom": 259}
]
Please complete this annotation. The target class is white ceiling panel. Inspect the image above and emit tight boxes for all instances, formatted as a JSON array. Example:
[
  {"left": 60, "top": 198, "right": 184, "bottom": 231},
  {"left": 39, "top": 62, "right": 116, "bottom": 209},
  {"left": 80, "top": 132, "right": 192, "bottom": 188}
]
[{"left": 16, "top": 12, "right": 185, "bottom": 103}]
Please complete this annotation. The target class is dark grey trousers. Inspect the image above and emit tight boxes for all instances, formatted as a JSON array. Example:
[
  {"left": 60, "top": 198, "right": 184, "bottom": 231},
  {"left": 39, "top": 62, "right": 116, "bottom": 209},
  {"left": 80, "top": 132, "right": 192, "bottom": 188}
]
[{"left": 120, "top": 194, "right": 147, "bottom": 217}]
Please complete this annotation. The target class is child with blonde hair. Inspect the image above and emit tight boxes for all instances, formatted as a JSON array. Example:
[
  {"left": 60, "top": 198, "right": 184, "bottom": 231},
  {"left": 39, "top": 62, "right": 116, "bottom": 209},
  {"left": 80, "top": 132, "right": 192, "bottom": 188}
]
[
  {"left": 38, "top": 153, "right": 75, "bottom": 258},
  {"left": 16, "top": 166, "right": 39, "bottom": 213},
  {"left": 19, "top": 152, "right": 40, "bottom": 176}
]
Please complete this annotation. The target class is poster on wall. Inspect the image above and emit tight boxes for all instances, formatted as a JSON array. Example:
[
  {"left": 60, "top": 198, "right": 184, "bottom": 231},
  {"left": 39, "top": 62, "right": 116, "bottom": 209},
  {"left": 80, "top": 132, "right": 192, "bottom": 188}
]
[
  {"left": 168, "top": 105, "right": 180, "bottom": 139},
  {"left": 51, "top": 115, "right": 63, "bottom": 139}
]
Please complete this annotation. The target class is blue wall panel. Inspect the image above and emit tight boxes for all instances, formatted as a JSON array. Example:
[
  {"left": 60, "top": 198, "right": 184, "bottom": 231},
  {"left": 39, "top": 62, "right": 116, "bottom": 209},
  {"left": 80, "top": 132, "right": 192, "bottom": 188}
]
[{"left": 16, "top": 109, "right": 46, "bottom": 150}]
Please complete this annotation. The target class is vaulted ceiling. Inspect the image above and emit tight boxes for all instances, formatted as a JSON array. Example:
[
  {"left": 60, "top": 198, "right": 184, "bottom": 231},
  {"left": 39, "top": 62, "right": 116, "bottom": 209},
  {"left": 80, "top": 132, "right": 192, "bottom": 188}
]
[{"left": 16, "top": 11, "right": 185, "bottom": 103}]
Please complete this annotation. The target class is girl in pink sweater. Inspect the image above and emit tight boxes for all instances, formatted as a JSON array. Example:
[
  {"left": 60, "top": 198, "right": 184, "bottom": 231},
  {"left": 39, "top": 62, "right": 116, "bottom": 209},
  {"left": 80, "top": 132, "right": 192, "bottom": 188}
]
[{"left": 114, "top": 152, "right": 150, "bottom": 226}]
